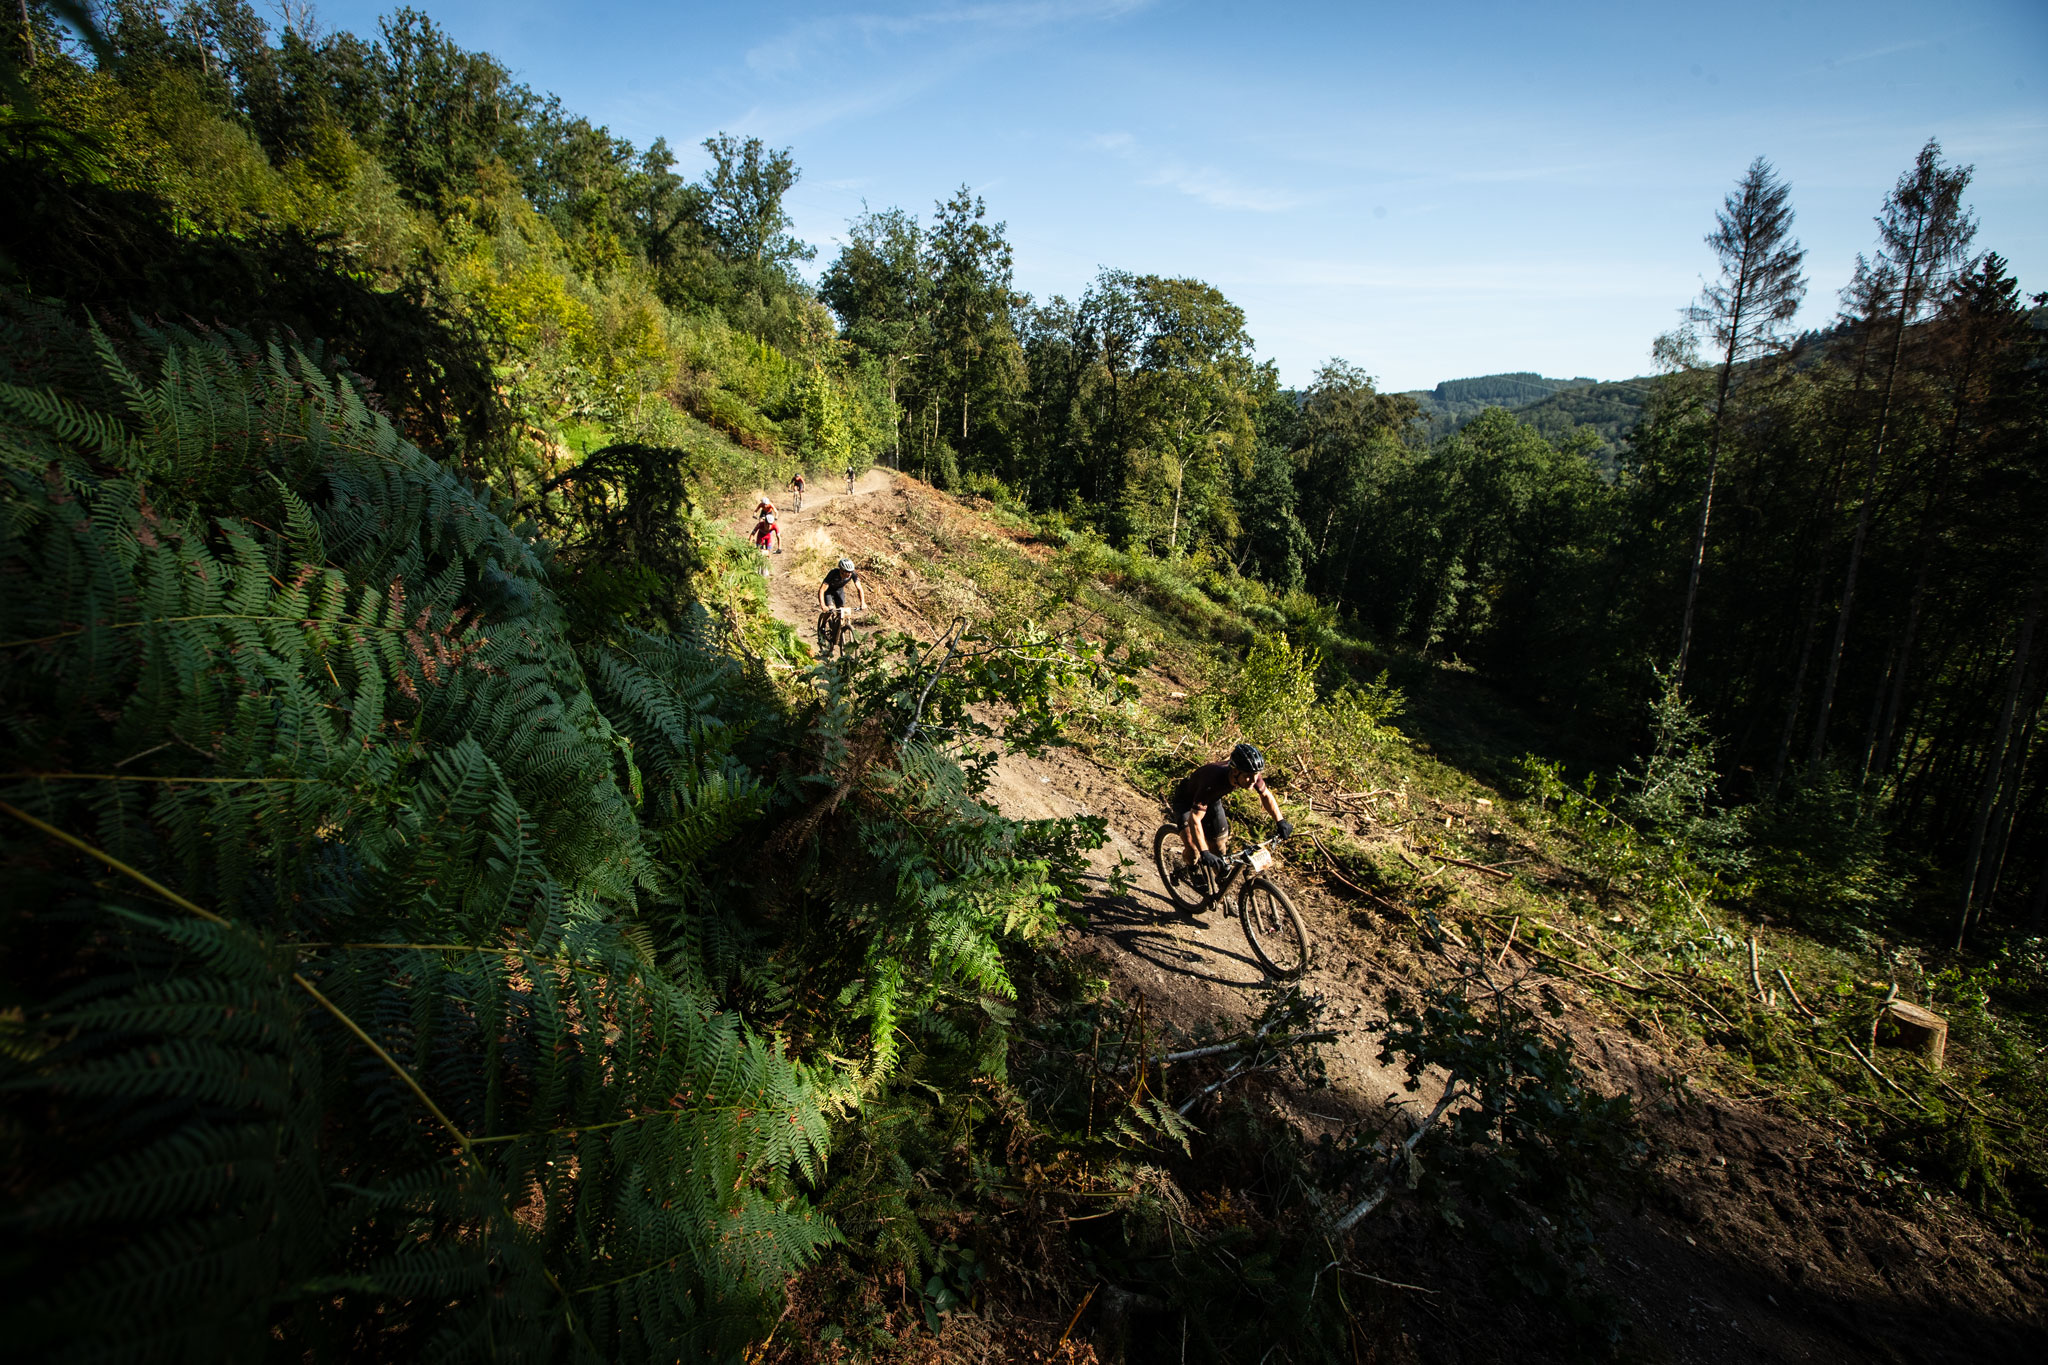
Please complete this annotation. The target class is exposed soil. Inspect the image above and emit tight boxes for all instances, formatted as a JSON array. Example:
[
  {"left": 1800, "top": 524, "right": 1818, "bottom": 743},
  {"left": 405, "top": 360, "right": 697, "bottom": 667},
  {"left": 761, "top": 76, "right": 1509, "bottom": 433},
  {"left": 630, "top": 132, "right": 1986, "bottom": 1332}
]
[{"left": 732, "top": 473, "right": 2047, "bottom": 1363}]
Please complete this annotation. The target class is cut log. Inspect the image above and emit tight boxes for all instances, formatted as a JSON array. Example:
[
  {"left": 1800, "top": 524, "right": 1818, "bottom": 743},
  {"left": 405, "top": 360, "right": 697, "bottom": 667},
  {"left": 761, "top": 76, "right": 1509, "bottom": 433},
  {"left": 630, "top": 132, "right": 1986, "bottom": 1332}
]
[{"left": 1873, "top": 1000, "right": 1948, "bottom": 1069}]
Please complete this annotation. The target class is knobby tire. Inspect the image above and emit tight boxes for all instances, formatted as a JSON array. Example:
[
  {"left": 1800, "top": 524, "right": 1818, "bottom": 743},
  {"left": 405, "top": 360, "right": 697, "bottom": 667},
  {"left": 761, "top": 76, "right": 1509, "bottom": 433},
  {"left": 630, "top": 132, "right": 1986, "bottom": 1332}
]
[
  {"left": 1240, "top": 877, "right": 1308, "bottom": 978},
  {"left": 1152, "top": 822, "right": 1213, "bottom": 914}
]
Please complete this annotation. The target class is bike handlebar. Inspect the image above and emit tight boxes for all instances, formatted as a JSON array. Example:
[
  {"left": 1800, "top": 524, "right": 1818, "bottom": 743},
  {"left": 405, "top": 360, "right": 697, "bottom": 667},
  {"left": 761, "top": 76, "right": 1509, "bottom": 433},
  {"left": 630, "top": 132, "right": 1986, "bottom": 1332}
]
[{"left": 1210, "top": 831, "right": 1294, "bottom": 869}]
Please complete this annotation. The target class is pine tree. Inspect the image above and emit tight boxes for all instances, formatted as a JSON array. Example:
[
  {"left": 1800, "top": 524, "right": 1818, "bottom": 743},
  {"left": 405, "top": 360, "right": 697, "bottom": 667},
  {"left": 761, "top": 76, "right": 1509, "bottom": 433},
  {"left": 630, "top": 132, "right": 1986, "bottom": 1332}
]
[{"left": 1674, "top": 157, "right": 1806, "bottom": 686}]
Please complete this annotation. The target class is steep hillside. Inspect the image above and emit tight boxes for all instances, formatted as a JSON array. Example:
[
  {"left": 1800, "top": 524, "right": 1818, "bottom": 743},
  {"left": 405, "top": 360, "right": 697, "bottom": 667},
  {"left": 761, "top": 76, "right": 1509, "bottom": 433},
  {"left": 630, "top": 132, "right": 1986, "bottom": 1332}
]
[{"left": 724, "top": 470, "right": 2048, "bottom": 1365}]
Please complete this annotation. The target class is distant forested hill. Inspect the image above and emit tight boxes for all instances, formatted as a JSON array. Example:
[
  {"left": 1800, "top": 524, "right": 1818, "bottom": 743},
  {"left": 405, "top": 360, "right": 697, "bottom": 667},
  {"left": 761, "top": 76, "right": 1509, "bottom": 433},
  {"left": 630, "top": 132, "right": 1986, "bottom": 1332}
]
[
  {"left": 1404, "top": 371, "right": 1650, "bottom": 471},
  {"left": 1404, "top": 372, "right": 1597, "bottom": 427},
  {"left": 1503, "top": 378, "right": 1653, "bottom": 470}
]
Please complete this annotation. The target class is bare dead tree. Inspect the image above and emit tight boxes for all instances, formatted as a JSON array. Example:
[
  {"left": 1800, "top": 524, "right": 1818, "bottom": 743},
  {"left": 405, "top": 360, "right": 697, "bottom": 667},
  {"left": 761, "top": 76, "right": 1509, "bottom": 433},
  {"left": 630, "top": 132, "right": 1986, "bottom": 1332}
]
[{"left": 1808, "top": 139, "right": 1976, "bottom": 768}]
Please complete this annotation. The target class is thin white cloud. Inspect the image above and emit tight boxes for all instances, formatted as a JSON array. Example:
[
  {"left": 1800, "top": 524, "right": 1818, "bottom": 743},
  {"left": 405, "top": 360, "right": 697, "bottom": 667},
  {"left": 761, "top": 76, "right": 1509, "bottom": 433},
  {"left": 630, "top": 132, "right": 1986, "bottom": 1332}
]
[
  {"left": 747, "top": 0, "right": 1152, "bottom": 76},
  {"left": 1143, "top": 164, "right": 1305, "bottom": 213},
  {"left": 1092, "top": 132, "right": 1306, "bottom": 213},
  {"left": 1822, "top": 39, "right": 1933, "bottom": 71}
]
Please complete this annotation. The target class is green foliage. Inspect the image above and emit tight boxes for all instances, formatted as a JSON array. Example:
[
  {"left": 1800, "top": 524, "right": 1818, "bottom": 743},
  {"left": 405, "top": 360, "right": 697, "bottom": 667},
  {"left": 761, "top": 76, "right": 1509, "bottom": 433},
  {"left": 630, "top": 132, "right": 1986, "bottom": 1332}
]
[
  {"left": 0, "top": 320, "right": 1113, "bottom": 1359},
  {"left": 1747, "top": 768, "right": 1905, "bottom": 936},
  {"left": 1372, "top": 966, "right": 1642, "bottom": 1334},
  {"left": 1617, "top": 671, "right": 1750, "bottom": 878}
]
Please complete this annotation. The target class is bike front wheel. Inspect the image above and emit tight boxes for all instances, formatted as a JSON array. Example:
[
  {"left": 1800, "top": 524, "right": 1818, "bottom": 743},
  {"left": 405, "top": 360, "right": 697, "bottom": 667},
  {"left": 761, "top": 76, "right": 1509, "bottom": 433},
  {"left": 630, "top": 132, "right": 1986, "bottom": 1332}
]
[
  {"left": 1152, "top": 823, "right": 1212, "bottom": 913},
  {"left": 1239, "top": 877, "right": 1308, "bottom": 978}
]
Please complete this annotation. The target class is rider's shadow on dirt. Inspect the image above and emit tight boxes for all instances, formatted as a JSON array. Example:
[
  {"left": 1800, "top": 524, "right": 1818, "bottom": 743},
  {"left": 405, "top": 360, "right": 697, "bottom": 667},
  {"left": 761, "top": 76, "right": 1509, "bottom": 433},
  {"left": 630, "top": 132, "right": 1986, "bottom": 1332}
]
[{"left": 1069, "top": 871, "right": 1272, "bottom": 990}]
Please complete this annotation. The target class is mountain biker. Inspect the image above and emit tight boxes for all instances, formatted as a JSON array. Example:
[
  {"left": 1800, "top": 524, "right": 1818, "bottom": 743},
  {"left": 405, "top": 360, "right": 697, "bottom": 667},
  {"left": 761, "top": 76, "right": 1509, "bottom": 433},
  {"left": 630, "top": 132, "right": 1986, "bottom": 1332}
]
[
  {"left": 787, "top": 472, "right": 805, "bottom": 502},
  {"left": 1171, "top": 742, "right": 1293, "bottom": 881},
  {"left": 844, "top": 464, "right": 856, "bottom": 494},
  {"left": 754, "top": 495, "right": 777, "bottom": 521},
  {"left": 751, "top": 513, "right": 781, "bottom": 554},
  {"left": 818, "top": 557, "right": 866, "bottom": 621}
]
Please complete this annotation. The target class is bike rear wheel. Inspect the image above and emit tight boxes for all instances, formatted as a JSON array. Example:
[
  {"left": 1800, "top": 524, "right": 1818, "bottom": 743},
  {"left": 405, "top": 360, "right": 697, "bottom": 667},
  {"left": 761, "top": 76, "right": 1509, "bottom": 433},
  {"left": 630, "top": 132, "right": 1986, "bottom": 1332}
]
[
  {"left": 1239, "top": 877, "right": 1308, "bottom": 978},
  {"left": 1152, "top": 823, "right": 1213, "bottom": 913}
]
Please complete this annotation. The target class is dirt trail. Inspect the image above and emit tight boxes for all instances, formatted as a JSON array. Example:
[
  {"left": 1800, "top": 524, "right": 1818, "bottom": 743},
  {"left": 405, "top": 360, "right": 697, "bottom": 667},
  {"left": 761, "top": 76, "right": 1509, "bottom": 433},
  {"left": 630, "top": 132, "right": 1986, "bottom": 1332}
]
[
  {"left": 728, "top": 472, "right": 2047, "bottom": 1363},
  {"left": 732, "top": 473, "right": 1417, "bottom": 1126}
]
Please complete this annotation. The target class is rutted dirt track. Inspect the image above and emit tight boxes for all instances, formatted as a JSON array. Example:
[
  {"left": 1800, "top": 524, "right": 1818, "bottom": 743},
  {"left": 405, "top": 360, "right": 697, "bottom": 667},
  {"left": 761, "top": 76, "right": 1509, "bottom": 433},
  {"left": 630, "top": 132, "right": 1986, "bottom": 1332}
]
[{"left": 733, "top": 473, "right": 2047, "bottom": 1363}]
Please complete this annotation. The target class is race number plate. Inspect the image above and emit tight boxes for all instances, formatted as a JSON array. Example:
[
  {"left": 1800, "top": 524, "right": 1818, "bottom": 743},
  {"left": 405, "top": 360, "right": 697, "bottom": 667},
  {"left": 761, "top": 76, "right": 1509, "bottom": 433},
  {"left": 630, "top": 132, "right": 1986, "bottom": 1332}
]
[{"left": 1249, "top": 847, "right": 1273, "bottom": 871}]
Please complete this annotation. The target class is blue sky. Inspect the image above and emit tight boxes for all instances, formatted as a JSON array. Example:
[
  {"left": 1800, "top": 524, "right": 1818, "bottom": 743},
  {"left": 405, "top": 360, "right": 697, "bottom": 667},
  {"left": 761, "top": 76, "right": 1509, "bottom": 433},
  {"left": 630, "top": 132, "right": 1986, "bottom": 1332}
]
[{"left": 318, "top": 0, "right": 2046, "bottom": 391}]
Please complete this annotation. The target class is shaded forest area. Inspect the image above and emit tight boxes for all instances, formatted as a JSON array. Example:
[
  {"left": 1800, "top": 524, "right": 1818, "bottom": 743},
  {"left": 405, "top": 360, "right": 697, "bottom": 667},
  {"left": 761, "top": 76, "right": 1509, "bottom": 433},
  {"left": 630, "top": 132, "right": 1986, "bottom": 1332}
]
[{"left": 2, "top": 3, "right": 2045, "bottom": 1362}]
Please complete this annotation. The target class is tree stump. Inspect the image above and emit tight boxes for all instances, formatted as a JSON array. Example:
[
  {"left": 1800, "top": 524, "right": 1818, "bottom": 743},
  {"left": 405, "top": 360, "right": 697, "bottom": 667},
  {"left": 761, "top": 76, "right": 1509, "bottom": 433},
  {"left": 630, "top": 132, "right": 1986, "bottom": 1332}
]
[{"left": 1874, "top": 1000, "right": 1948, "bottom": 1069}]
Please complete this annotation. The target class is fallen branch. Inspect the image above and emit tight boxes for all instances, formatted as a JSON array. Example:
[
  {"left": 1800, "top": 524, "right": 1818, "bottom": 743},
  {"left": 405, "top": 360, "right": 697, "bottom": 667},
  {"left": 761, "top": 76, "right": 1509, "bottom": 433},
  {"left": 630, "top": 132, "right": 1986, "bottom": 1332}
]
[
  {"left": 1057, "top": 1286, "right": 1098, "bottom": 1350},
  {"left": 1935, "top": 1076, "right": 2027, "bottom": 1132},
  {"left": 1838, "top": 1033, "right": 1926, "bottom": 1111},
  {"left": 1311, "top": 832, "right": 1410, "bottom": 914},
  {"left": 1493, "top": 916, "right": 1520, "bottom": 971},
  {"left": 1775, "top": 967, "right": 1820, "bottom": 1023},
  {"left": 1176, "top": 1060, "right": 1254, "bottom": 1115},
  {"left": 1396, "top": 849, "right": 1444, "bottom": 884},
  {"left": 1333, "top": 1080, "right": 1468, "bottom": 1233},
  {"left": 1117, "top": 1029, "right": 1339, "bottom": 1073},
  {"left": 1527, "top": 945, "right": 1656, "bottom": 994},
  {"left": 1747, "top": 937, "right": 1767, "bottom": 1004},
  {"left": 1553, "top": 918, "right": 1739, "bottom": 1031},
  {"left": 1424, "top": 848, "right": 1516, "bottom": 881},
  {"left": 1344, "top": 1269, "right": 1439, "bottom": 1295}
]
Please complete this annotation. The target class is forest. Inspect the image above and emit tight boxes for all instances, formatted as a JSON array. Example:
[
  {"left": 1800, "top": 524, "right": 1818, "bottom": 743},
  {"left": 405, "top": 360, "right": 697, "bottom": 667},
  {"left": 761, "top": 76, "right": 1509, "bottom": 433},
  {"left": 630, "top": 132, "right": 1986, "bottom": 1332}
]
[{"left": 2, "top": 3, "right": 2044, "bottom": 1362}]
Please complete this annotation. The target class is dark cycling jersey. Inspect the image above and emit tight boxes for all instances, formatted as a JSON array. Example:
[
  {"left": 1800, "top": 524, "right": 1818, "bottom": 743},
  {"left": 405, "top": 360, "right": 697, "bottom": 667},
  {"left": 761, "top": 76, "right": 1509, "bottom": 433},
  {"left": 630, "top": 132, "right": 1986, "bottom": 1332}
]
[
  {"left": 1171, "top": 761, "right": 1266, "bottom": 815},
  {"left": 822, "top": 566, "right": 860, "bottom": 606}
]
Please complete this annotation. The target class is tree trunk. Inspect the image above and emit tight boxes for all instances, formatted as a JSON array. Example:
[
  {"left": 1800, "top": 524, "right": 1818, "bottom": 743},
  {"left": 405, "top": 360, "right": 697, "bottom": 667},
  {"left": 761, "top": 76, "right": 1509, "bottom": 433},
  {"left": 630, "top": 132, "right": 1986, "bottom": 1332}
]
[
  {"left": 1956, "top": 536, "right": 2048, "bottom": 947},
  {"left": 1676, "top": 322, "right": 1744, "bottom": 687},
  {"left": 1981, "top": 701, "right": 2040, "bottom": 916},
  {"left": 1868, "top": 525, "right": 1937, "bottom": 782},
  {"left": 1773, "top": 571, "right": 1827, "bottom": 786},
  {"left": 1809, "top": 223, "right": 1932, "bottom": 768},
  {"left": 1166, "top": 461, "right": 1183, "bottom": 555}
]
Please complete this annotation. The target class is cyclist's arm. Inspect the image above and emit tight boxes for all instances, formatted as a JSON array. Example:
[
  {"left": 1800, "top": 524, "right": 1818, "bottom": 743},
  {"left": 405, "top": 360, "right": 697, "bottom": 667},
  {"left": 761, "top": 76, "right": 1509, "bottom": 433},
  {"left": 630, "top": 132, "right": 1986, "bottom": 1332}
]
[
  {"left": 1258, "top": 783, "right": 1283, "bottom": 826},
  {"left": 855, "top": 581, "right": 868, "bottom": 610},
  {"left": 1184, "top": 803, "right": 1212, "bottom": 853}
]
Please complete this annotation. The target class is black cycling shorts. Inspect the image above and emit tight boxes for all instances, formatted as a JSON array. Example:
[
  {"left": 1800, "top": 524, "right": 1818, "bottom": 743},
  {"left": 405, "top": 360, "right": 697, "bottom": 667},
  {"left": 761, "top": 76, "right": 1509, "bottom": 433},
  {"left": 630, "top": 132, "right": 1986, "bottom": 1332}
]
[
  {"left": 1172, "top": 799, "right": 1228, "bottom": 844},
  {"left": 824, "top": 588, "right": 847, "bottom": 609}
]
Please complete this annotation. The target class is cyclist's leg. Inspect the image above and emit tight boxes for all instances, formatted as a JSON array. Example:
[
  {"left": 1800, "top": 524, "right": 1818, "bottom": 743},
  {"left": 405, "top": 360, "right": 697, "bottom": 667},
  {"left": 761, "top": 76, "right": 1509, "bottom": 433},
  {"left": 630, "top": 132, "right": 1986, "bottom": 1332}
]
[
  {"left": 824, "top": 589, "right": 847, "bottom": 649},
  {"left": 1206, "top": 803, "right": 1230, "bottom": 857}
]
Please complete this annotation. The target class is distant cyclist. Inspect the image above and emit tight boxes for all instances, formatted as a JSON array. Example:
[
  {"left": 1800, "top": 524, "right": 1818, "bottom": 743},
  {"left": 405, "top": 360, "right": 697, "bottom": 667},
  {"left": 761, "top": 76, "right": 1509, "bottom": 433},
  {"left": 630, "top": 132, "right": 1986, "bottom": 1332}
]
[
  {"left": 1170, "top": 742, "right": 1292, "bottom": 881},
  {"left": 750, "top": 512, "right": 780, "bottom": 555},
  {"left": 844, "top": 464, "right": 856, "bottom": 495},
  {"left": 787, "top": 471, "right": 805, "bottom": 507}
]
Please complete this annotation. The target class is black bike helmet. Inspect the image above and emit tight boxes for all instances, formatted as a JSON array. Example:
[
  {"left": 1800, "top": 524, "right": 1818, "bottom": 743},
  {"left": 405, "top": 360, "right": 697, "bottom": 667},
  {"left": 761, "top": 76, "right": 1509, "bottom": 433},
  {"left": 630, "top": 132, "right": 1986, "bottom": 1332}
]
[{"left": 1229, "top": 742, "right": 1265, "bottom": 776}]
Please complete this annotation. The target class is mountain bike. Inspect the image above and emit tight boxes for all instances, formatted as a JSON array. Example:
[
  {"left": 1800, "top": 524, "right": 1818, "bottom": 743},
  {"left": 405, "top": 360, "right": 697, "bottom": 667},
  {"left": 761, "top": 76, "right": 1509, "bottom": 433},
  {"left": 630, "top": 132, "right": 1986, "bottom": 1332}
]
[
  {"left": 815, "top": 605, "right": 864, "bottom": 658},
  {"left": 1149, "top": 824, "right": 1309, "bottom": 978}
]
